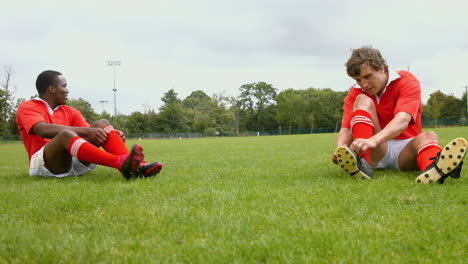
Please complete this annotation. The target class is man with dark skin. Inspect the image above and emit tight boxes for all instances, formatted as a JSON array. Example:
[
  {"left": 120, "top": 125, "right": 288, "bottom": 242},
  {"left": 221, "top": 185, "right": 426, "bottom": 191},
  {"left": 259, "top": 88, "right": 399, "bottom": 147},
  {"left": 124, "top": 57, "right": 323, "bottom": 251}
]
[
  {"left": 17, "top": 70, "right": 162, "bottom": 179},
  {"left": 331, "top": 46, "right": 466, "bottom": 183}
]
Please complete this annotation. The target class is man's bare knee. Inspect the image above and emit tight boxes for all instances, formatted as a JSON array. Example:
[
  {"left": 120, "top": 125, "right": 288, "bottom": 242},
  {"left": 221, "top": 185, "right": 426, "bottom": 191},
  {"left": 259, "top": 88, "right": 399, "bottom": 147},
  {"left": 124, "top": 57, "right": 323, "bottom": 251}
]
[
  {"left": 419, "top": 131, "right": 438, "bottom": 143},
  {"left": 56, "top": 129, "right": 78, "bottom": 141},
  {"left": 90, "top": 119, "right": 111, "bottom": 128},
  {"left": 410, "top": 131, "right": 439, "bottom": 151},
  {"left": 353, "top": 94, "right": 376, "bottom": 112}
]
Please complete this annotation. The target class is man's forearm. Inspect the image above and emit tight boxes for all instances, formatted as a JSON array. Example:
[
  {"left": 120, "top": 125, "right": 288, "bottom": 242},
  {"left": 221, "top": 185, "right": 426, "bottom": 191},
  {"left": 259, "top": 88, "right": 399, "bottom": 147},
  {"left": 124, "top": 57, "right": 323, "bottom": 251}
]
[
  {"left": 370, "top": 112, "right": 411, "bottom": 145},
  {"left": 33, "top": 122, "right": 90, "bottom": 139},
  {"left": 336, "top": 127, "right": 352, "bottom": 147}
]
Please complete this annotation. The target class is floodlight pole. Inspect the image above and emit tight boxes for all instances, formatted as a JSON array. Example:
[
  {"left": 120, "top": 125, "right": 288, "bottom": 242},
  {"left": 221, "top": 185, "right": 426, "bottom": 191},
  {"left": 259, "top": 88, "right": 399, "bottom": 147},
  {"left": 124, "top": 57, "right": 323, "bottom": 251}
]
[
  {"left": 99, "top": 100, "right": 108, "bottom": 113},
  {"left": 107, "top": 61, "right": 121, "bottom": 117}
]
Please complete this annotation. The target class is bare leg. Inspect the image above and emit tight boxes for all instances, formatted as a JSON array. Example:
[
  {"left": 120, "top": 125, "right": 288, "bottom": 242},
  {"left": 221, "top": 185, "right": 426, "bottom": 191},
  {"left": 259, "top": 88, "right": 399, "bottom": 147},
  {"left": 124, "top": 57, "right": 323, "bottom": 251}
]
[
  {"left": 398, "top": 131, "right": 438, "bottom": 170},
  {"left": 43, "top": 129, "right": 78, "bottom": 174}
]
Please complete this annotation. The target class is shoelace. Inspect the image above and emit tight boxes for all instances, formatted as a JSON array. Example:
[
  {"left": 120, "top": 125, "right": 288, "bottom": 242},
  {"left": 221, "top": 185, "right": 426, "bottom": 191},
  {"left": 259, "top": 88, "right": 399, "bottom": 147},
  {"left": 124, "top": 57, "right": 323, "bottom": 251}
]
[{"left": 428, "top": 152, "right": 439, "bottom": 161}]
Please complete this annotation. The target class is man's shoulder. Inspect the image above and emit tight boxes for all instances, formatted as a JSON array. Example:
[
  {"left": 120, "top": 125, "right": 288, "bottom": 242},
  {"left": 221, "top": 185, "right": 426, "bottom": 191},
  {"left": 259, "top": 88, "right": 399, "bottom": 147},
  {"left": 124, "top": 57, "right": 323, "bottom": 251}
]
[
  {"left": 58, "top": 104, "right": 81, "bottom": 113},
  {"left": 56, "top": 105, "right": 85, "bottom": 118},
  {"left": 18, "top": 99, "right": 43, "bottom": 111},
  {"left": 348, "top": 84, "right": 364, "bottom": 94},
  {"left": 395, "top": 70, "right": 419, "bottom": 81}
]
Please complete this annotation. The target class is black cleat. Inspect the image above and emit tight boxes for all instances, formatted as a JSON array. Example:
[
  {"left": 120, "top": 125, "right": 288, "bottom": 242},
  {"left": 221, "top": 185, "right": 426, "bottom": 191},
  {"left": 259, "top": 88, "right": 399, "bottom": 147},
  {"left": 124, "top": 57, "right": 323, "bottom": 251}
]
[
  {"left": 416, "top": 137, "right": 467, "bottom": 184},
  {"left": 119, "top": 144, "right": 143, "bottom": 180},
  {"left": 336, "top": 145, "right": 373, "bottom": 180},
  {"left": 135, "top": 161, "right": 163, "bottom": 178}
]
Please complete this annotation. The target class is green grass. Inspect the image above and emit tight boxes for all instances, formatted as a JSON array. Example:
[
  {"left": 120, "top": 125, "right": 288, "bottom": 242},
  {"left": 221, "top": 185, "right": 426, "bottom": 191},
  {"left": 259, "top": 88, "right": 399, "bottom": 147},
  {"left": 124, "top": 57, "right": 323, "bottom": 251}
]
[{"left": 0, "top": 127, "right": 467, "bottom": 263}]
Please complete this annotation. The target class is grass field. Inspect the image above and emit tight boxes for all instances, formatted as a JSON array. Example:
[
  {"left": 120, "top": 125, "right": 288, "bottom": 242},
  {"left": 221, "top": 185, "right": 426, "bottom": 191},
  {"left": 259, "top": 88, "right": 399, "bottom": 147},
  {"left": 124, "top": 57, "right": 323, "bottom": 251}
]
[{"left": 0, "top": 127, "right": 467, "bottom": 263}]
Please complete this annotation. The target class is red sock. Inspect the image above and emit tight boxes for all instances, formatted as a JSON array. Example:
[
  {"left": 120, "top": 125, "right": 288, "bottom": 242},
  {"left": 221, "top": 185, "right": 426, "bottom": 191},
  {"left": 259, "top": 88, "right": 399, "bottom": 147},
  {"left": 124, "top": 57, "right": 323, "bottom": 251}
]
[
  {"left": 68, "top": 136, "right": 124, "bottom": 169},
  {"left": 102, "top": 126, "right": 129, "bottom": 156},
  {"left": 416, "top": 143, "right": 441, "bottom": 171},
  {"left": 351, "top": 109, "right": 374, "bottom": 162}
]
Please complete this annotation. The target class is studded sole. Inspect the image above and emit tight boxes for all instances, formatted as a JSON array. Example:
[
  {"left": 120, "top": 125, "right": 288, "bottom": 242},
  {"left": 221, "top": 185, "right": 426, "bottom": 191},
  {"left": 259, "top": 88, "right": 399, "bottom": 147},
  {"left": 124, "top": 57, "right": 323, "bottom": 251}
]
[
  {"left": 336, "top": 146, "right": 372, "bottom": 180},
  {"left": 416, "top": 137, "right": 467, "bottom": 184}
]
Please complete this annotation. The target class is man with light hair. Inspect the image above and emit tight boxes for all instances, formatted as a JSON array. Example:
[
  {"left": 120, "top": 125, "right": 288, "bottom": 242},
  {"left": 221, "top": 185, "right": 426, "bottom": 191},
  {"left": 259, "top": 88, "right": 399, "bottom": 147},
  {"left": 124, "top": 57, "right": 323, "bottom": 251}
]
[{"left": 332, "top": 46, "right": 466, "bottom": 183}]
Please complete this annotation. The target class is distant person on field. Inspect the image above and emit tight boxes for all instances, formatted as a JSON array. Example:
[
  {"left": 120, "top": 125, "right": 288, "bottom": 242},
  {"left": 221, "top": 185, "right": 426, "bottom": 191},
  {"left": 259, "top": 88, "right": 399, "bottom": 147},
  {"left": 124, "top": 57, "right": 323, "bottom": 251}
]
[
  {"left": 331, "top": 46, "right": 466, "bottom": 183},
  {"left": 16, "top": 70, "right": 162, "bottom": 179}
]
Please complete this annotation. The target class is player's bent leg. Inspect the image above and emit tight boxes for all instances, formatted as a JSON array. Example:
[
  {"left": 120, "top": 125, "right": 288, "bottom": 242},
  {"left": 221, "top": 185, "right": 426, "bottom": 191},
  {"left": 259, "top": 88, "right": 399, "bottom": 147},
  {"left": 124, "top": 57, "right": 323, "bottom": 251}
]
[
  {"left": 353, "top": 94, "right": 382, "bottom": 131},
  {"left": 43, "top": 129, "right": 77, "bottom": 174},
  {"left": 89, "top": 119, "right": 163, "bottom": 179},
  {"left": 416, "top": 137, "right": 467, "bottom": 184}
]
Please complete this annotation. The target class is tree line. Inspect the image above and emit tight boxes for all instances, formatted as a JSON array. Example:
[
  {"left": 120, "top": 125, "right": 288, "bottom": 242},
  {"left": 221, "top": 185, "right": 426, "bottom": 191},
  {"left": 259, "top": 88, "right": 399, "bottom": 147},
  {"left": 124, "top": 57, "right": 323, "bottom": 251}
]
[{"left": 1, "top": 67, "right": 467, "bottom": 138}]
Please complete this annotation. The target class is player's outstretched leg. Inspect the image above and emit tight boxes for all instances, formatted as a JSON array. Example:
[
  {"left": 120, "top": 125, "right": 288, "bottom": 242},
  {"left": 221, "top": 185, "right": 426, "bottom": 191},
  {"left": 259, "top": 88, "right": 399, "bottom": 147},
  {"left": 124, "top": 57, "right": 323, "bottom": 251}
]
[
  {"left": 336, "top": 145, "right": 373, "bottom": 180},
  {"left": 416, "top": 137, "right": 467, "bottom": 184}
]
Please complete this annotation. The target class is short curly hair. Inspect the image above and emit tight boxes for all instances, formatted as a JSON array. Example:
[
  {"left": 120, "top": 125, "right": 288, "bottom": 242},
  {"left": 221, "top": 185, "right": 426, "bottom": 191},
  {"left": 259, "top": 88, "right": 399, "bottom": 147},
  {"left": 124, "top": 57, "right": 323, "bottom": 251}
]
[
  {"left": 36, "top": 70, "right": 62, "bottom": 95},
  {"left": 345, "top": 46, "right": 388, "bottom": 77}
]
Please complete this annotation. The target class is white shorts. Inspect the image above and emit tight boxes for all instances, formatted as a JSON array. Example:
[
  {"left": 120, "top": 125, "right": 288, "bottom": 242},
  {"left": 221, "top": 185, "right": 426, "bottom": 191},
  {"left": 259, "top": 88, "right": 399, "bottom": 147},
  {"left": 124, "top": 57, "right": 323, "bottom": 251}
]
[
  {"left": 29, "top": 146, "right": 97, "bottom": 178},
  {"left": 375, "top": 138, "right": 413, "bottom": 169}
]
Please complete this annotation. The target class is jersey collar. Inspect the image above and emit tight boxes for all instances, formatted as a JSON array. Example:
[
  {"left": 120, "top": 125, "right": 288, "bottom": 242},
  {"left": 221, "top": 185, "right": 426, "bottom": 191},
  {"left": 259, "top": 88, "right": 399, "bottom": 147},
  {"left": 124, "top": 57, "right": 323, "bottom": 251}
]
[
  {"left": 32, "top": 98, "right": 61, "bottom": 115},
  {"left": 376, "top": 69, "right": 400, "bottom": 101},
  {"left": 353, "top": 69, "right": 401, "bottom": 102}
]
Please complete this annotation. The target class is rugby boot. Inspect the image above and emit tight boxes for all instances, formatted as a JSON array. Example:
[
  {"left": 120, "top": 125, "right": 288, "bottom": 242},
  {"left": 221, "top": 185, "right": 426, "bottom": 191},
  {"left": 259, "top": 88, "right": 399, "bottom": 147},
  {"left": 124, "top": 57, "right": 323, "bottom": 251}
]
[
  {"left": 119, "top": 144, "right": 143, "bottom": 180},
  {"left": 135, "top": 161, "right": 163, "bottom": 178},
  {"left": 416, "top": 137, "right": 467, "bottom": 184},
  {"left": 336, "top": 145, "right": 373, "bottom": 180}
]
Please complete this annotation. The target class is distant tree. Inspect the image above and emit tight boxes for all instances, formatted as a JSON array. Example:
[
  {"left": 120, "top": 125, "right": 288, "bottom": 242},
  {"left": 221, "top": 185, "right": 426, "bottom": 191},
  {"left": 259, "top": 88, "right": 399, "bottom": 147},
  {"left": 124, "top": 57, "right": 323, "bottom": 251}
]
[
  {"left": 67, "top": 98, "right": 99, "bottom": 123},
  {"left": 426, "top": 91, "right": 446, "bottom": 120},
  {"left": 462, "top": 89, "right": 468, "bottom": 120},
  {"left": 157, "top": 89, "right": 190, "bottom": 133},
  {"left": 238, "top": 82, "right": 277, "bottom": 130},
  {"left": 145, "top": 110, "right": 160, "bottom": 133},
  {"left": 0, "top": 66, "right": 16, "bottom": 136},
  {"left": 276, "top": 87, "right": 346, "bottom": 133},
  {"left": 276, "top": 89, "right": 308, "bottom": 133},
  {"left": 311, "top": 88, "right": 347, "bottom": 130},
  {"left": 210, "top": 93, "right": 236, "bottom": 135},
  {"left": 98, "top": 111, "right": 112, "bottom": 121},
  {"left": 183, "top": 90, "right": 212, "bottom": 111},
  {"left": 126, "top": 111, "right": 147, "bottom": 135},
  {"left": 424, "top": 90, "right": 464, "bottom": 127},
  {"left": 8, "top": 98, "right": 25, "bottom": 137},
  {"left": 183, "top": 90, "right": 215, "bottom": 134},
  {"left": 440, "top": 94, "right": 462, "bottom": 120},
  {"left": 228, "top": 96, "right": 242, "bottom": 135},
  {"left": 161, "top": 89, "right": 181, "bottom": 105},
  {"left": 111, "top": 115, "right": 129, "bottom": 133}
]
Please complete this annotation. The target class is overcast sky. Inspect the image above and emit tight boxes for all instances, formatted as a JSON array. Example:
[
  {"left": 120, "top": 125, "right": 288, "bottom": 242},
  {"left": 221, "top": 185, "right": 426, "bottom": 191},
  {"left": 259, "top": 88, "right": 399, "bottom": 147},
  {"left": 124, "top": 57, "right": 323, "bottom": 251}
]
[{"left": 2, "top": 0, "right": 467, "bottom": 115}]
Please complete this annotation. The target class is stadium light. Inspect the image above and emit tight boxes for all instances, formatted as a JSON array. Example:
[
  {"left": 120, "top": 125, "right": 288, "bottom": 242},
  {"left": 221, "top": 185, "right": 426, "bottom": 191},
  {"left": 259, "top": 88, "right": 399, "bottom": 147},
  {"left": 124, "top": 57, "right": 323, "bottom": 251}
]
[
  {"left": 99, "top": 100, "right": 109, "bottom": 113},
  {"left": 107, "top": 60, "right": 121, "bottom": 117}
]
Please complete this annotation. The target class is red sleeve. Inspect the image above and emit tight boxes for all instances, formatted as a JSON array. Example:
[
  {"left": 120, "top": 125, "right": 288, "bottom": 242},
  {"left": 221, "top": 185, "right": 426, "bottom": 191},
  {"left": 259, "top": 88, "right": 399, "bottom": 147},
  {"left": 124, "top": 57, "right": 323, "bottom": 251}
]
[
  {"left": 16, "top": 101, "right": 47, "bottom": 135},
  {"left": 69, "top": 107, "right": 90, "bottom": 127},
  {"left": 394, "top": 78, "right": 421, "bottom": 123}
]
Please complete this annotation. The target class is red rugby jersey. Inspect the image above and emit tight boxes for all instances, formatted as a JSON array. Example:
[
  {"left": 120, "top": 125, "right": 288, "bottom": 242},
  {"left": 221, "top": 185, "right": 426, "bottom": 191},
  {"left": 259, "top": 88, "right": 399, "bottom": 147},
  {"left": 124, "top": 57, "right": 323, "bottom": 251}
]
[
  {"left": 16, "top": 99, "right": 89, "bottom": 161},
  {"left": 341, "top": 70, "right": 422, "bottom": 139}
]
